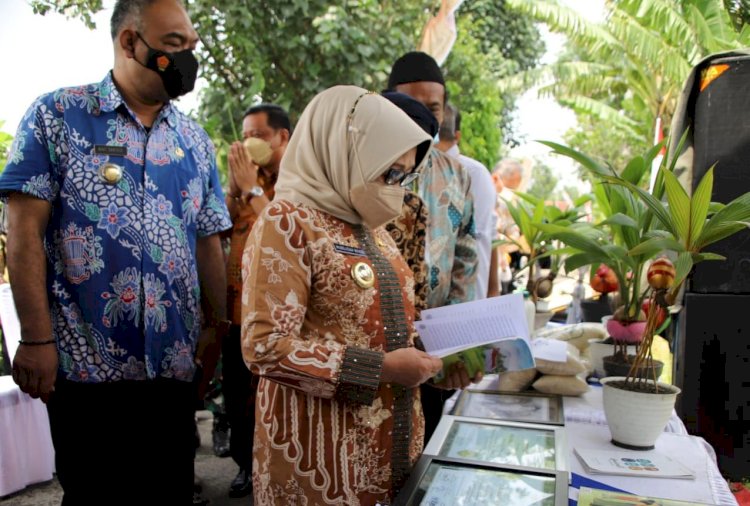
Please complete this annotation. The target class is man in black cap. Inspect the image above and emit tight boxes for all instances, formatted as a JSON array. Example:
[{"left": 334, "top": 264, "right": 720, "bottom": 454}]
[{"left": 387, "top": 52, "right": 479, "bottom": 441}]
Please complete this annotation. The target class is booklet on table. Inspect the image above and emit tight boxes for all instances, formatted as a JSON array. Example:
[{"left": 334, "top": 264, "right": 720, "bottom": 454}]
[
  {"left": 577, "top": 486, "right": 708, "bottom": 505},
  {"left": 574, "top": 448, "right": 696, "bottom": 480}
]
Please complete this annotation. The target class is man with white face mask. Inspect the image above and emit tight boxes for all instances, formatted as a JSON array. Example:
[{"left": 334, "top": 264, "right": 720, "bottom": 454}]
[{"left": 223, "top": 103, "right": 290, "bottom": 498}]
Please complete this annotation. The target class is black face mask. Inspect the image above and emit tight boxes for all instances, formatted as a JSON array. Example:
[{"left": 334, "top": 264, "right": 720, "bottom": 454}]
[{"left": 135, "top": 32, "right": 199, "bottom": 99}]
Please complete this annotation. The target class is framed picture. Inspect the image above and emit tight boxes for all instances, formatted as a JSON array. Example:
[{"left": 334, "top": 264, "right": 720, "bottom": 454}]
[
  {"left": 423, "top": 415, "right": 568, "bottom": 474},
  {"left": 394, "top": 455, "right": 568, "bottom": 506},
  {"left": 452, "top": 389, "right": 565, "bottom": 425}
]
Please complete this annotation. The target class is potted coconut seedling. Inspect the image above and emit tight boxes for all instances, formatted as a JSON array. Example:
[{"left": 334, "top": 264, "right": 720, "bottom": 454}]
[{"left": 537, "top": 137, "right": 750, "bottom": 449}]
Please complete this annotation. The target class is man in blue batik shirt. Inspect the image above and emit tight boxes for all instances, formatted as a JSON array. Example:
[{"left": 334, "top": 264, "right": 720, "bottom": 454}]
[{"left": 0, "top": 0, "right": 232, "bottom": 503}]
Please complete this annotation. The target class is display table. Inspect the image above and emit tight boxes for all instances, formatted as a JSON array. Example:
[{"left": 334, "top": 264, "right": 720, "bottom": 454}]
[
  {"left": 439, "top": 377, "right": 736, "bottom": 505},
  {"left": 566, "top": 422, "right": 737, "bottom": 505},
  {"left": 0, "top": 375, "right": 56, "bottom": 497}
]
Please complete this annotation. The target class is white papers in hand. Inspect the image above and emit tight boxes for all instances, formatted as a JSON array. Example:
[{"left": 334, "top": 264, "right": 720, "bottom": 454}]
[{"left": 415, "top": 293, "right": 528, "bottom": 357}]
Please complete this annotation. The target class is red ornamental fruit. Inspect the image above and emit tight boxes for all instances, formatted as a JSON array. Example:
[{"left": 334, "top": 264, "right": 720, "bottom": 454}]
[
  {"left": 590, "top": 264, "right": 618, "bottom": 294},
  {"left": 642, "top": 299, "right": 667, "bottom": 328},
  {"left": 647, "top": 257, "right": 676, "bottom": 289}
]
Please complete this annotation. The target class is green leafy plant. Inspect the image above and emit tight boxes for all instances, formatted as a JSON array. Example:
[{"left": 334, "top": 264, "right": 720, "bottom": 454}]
[
  {"left": 537, "top": 137, "right": 750, "bottom": 389},
  {"left": 535, "top": 141, "right": 666, "bottom": 330},
  {"left": 494, "top": 191, "right": 591, "bottom": 302}
]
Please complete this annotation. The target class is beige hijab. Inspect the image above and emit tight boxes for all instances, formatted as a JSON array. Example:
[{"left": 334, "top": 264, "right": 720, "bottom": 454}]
[{"left": 274, "top": 85, "right": 431, "bottom": 224}]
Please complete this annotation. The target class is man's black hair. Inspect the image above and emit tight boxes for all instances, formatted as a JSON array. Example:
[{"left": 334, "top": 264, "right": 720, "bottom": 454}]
[{"left": 243, "top": 104, "right": 291, "bottom": 132}]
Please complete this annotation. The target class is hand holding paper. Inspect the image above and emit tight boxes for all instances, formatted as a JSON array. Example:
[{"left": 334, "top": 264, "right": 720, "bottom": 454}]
[{"left": 414, "top": 294, "right": 536, "bottom": 381}]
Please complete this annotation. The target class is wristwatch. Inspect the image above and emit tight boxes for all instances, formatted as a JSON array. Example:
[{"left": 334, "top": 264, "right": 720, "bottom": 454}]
[{"left": 243, "top": 185, "right": 265, "bottom": 202}]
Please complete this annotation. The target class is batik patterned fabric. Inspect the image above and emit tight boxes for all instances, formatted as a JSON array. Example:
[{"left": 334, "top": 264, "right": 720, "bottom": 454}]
[
  {"left": 418, "top": 147, "right": 478, "bottom": 307},
  {"left": 385, "top": 191, "right": 428, "bottom": 318},
  {"left": 226, "top": 172, "right": 276, "bottom": 325},
  {"left": 241, "top": 200, "right": 424, "bottom": 506},
  {"left": 0, "top": 72, "right": 232, "bottom": 383}
]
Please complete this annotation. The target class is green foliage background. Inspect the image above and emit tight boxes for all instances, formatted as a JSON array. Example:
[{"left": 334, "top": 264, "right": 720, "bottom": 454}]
[
  {"left": 27, "top": 0, "right": 542, "bottom": 177},
  {"left": 504, "top": 0, "right": 750, "bottom": 178}
]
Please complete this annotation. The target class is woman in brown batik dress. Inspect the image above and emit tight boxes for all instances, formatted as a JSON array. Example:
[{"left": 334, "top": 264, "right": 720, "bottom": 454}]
[{"left": 241, "top": 86, "right": 469, "bottom": 505}]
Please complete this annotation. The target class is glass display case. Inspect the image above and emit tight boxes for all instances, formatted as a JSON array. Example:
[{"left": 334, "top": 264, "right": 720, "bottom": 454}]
[
  {"left": 423, "top": 415, "right": 568, "bottom": 474},
  {"left": 452, "top": 389, "right": 564, "bottom": 425},
  {"left": 394, "top": 455, "right": 568, "bottom": 506}
]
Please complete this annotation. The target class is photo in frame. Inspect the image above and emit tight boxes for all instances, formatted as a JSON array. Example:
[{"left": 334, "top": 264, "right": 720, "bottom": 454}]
[
  {"left": 423, "top": 415, "right": 569, "bottom": 474},
  {"left": 394, "top": 455, "right": 568, "bottom": 506},
  {"left": 452, "top": 389, "right": 565, "bottom": 425}
]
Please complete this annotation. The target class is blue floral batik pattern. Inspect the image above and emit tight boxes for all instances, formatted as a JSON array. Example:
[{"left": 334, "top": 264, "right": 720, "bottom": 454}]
[{"left": 0, "top": 72, "right": 232, "bottom": 383}]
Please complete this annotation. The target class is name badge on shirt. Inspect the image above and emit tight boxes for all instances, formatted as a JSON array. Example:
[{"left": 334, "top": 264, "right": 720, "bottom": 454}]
[
  {"left": 93, "top": 144, "right": 127, "bottom": 157},
  {"left": 334, "top": 243, "right": 367, "bottom": 257}
]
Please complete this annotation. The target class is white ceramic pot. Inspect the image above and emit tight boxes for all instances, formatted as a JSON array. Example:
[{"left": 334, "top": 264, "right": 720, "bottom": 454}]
[
  {"left": 600, "top": 376, "right": 681, "bottom": 450},
  {"left": 588, "top": 339, "right": 637, "bottom": 377}
]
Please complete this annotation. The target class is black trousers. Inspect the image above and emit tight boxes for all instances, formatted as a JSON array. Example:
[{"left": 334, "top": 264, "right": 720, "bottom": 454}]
[
  {"left": 222, "top": 325, "right": 256, "bottom": 471},
  {"left": 46, "top": 377, "right": 195, "bottom": 506},
  {"left": 420, "top": 384, "right": 455, "bottom": 444}
]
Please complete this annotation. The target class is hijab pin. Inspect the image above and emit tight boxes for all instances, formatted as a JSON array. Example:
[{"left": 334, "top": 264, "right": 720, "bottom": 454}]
[
  {"left": 98, "top": 163, "right": 123, "bottom": 185},
  {"left": 351, "top": 262, "right": 375, "bottom": 289}
]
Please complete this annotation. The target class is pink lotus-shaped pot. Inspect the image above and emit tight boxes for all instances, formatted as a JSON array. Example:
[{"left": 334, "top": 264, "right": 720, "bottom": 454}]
[{"left": 606, "top": 318, "right": 647, "bottom": 344}]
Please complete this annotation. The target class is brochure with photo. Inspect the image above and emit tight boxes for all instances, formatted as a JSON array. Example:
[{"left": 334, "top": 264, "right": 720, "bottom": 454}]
[
  {"left": 574, "top": 448, "right": 695, "bottom": 480},
  {"left": 414, "top": 294, "right": 535, "bottom": 381},
  {"left": 576, "top": 487, "right": 709, "bottom": 505}
]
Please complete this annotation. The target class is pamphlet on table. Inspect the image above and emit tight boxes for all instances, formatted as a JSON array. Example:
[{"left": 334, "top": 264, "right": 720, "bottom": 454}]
[
  {"left": 574, "top": 448, "right": 696, "bottom": 479},
  {"left": 577, "top": 486, "right": 708, "bottom": 505}
]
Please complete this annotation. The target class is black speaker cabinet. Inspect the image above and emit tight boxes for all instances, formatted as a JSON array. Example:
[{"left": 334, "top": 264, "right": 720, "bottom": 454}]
[
  {"left": 690, "top": 55, "right": 750, "bottom": 294},
  {"left": 674, "top": 292, "right": 750, "bottom": 480}
]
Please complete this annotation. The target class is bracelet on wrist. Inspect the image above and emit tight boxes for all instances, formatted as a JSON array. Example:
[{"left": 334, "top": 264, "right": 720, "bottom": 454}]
[{"left": 18, "top": 339, "right": 56, "bottom": 346}]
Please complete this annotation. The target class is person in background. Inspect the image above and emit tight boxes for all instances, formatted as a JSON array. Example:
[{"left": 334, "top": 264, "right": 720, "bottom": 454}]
[
  {"left": 0, "top": 0, "right": 232, "bottom": 504},
  {"left": 381, "top": 90, "right": 438, "bottom": 318},
  {"left": 387, "top": 51, "right": 479, "bottom": 442},
  {"left": 241, "top": 86, "right": 472, "bottom": 505},
  {"left": 222, "top": 103, "right": 290, "bottom": 498},
  {"left": 437, "top": 102, "right": 498, "bottom": 299},
  {"left": 493, "top": 158, "right": 525, "bottom": 291}
]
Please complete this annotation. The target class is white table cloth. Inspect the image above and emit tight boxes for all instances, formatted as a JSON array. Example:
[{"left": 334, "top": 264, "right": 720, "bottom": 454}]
[
  {"left": 440, "top": 376, "right": 735, "bottom": 505},
  {"left": 566, "top": 421, "right": 737, "bottom": 505},
  {"left": 0, "top": 376, "right": 56, "bottom": 497},
  {"left": 0, "top": 284, "right": 56, "bottom": 497}
]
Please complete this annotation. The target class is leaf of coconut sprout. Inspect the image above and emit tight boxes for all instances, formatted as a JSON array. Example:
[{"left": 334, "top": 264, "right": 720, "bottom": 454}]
[
  {"left": 593, "top": 182, "right": 613, "bottom": 218},
  {"left": 695, "top": 193, "right": 750, "bottom": 249},
  {"left": 662, "top": 167, "right": 691, "bottom": 245},
  {"left": 602, "top": 244, "right": 638, "bottom": 271},
  {"left": 564, "top": 252, "right": 608, "bottom": 273},
  {"left": 628, "top": 237, "right": 685, "bottom": 257},
  {"left": 574, "top": 193, "right": 594, "bottom": 207},
  {"left": 688, "top": 166, "right": 713, "bottom": 249},
  {"left": 538, "top": 140, "right": 612, "bottom": 178},
  {"left": 673, "top": 251, "right": 694, "bottom": 291},
  {"left": 621, "top": 155, "right": 647, "bottom": 186},
  {"left": 601, "top": 213, "right": 639, "bottom": 228},
  {"left": 691, "top": 252, "right": 726, "bottom": 262},
  {"left": 597, "top": 174, "right": 677, "bottom": 237},
  {"left": 697, "top": 222, "right": 750, "bottom": 251},
  {"left": 536, "top": 223, "right": 608, "bottom": 256}
]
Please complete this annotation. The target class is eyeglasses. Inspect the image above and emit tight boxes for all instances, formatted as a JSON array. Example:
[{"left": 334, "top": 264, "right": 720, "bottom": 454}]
[{"left": 384, "top": 167, "right": 420, "bottom": 187}]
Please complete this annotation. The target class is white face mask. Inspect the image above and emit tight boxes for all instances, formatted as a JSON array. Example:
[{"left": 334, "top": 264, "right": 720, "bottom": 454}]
[
  {"left": 243, "top": 137, "right": 273, "bottom": 166},
  {"left": 349, "top": 183, "right": 405, "bottom": 229}
]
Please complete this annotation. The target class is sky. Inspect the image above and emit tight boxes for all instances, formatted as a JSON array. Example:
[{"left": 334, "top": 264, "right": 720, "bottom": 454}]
[{"left": 0, "top": 0, "right": 601, "bottom": 191}]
